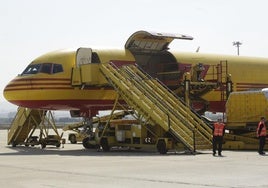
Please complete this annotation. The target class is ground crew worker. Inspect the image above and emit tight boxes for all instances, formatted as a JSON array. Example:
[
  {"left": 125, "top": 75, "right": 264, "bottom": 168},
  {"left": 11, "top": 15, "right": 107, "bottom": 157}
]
[
  {"left": 192, "top": 63, "right": 205, "bottom": 82},
  {"left": 212, "top": 118, "right": 225, "bottom": 156},
  {"left": 257, "top": 117, "right": 267, "bottom": 155}
]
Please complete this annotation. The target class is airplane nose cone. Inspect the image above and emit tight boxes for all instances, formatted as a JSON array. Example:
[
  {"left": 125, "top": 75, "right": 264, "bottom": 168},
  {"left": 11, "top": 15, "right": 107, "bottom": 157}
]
[
  {"left": 3, "top": 80, "right": 16, "bottom": 104},
  {"left": 3, "top": 77, "right": 25, "bottom": 106}
]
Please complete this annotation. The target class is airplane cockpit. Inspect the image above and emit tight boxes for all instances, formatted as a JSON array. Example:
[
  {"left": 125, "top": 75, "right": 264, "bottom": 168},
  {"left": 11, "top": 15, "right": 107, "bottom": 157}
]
[{"left": 21, "top": 63, "right": 64, "bottom": 75}]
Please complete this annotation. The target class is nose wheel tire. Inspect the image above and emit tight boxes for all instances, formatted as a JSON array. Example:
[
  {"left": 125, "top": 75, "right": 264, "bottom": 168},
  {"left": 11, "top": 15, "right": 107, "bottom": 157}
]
[{"left": 82, "top": 137, "right": 96, "bottom": 149}]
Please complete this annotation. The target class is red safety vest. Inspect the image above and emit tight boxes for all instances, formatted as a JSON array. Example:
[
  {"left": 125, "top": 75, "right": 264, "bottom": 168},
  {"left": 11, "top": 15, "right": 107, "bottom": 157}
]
[
  {"left": 257, "top": 121, "right": 267, "bottom": 137},
  {"left": 213, "top": 122, "right": 225, "bottom": 136}
]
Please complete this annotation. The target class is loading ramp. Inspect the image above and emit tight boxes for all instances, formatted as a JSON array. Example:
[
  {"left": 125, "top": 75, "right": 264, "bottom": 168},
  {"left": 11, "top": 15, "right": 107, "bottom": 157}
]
[{"left": 100, "top": 62, "right": 213, "bottom": 152}]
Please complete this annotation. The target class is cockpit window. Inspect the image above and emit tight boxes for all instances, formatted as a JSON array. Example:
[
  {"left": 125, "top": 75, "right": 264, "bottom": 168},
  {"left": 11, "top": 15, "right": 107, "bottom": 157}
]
[
  {"left": 53, "top": 64, "right": 63, "bottom": 73},
  {"left": 21, "top": 63, "right": 63, "bottom": 75},
  {"left": 40, "top": 63, "right": 52, "bottom": 74},
  {"left": 21, "top": 64, "right": 41, "bottom": 75}
]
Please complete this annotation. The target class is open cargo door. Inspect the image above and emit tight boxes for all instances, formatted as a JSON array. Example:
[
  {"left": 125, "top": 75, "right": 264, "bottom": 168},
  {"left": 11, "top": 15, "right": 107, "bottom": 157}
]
[{"left": 125, "top": 30, "right": 193, "bottom": 53}]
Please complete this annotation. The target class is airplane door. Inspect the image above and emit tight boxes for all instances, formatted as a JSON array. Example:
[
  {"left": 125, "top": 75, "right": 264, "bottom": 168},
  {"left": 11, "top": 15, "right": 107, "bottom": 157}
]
[
  {"left": 125, "top": 30, "right": 193, "bottom": 53},
  {"left": 124, "top": 31, "right": 193, "bottom": 88},
  {"left": 76, "top": 47, "right": 92, "bottom": 67},
  {"left": 73, "top": 47, "right": 106, "bottom": 86},
  {"left": 72, "top": 48, "right": 92, "bottom": 86}
]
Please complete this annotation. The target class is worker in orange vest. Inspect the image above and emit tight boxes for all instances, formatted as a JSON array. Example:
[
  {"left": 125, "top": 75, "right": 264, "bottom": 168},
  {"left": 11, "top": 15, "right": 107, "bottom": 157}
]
[
  {"left": 257, "top": 117, "right": 267, "bottom": 155},
  {"left": 212, "top": 118, "right": 225, "bottom": 156}
]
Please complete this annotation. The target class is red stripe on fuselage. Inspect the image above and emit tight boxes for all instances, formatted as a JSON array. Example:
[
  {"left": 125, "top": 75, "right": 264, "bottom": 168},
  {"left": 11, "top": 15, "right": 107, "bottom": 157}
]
[{"left": 9, "top": 99, "right": 125, "bottom": 111}]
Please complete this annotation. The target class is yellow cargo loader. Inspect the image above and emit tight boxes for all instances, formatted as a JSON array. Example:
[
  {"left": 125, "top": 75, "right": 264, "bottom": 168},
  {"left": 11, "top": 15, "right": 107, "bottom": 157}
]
[
  {"left": 226, "top": 89, "right": 268, "bottom": 130},
  {"left": 224, "top": 89, "right": 268, "bottom": 150}
]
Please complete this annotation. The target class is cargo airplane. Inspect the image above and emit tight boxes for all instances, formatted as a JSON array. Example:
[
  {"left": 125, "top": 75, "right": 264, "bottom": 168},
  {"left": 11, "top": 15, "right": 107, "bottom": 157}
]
[{"left": 4, "top": 30, "right": 268, "bottom": 118}]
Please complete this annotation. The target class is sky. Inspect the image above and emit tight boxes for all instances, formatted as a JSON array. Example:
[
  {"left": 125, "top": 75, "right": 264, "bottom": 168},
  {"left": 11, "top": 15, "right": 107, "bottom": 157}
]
[{"left": 1, "top": 0, "right": 268, "bottom": 106}]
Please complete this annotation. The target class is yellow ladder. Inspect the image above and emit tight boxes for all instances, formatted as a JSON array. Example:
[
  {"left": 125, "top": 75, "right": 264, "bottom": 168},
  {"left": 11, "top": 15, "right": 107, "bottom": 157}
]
[
  {"left": 7, "top": 107, "right": 43, "bottom": 147},
  {"left": 100, "top": 63, "right": 212, "bottom": 151}
]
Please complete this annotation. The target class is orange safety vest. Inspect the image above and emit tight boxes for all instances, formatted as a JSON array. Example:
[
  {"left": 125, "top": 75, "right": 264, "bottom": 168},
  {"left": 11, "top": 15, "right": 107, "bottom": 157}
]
[
  {"left": 213, "top": 122, "right": 225, "bottom": 136},
  {"left": 257, "top": 121, "right": 267, "bottom": 137}
]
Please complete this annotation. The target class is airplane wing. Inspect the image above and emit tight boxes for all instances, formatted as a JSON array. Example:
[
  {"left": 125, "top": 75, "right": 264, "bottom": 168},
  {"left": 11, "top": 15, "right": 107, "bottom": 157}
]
[{"left": 125, "top": 30, "right": 193, "bottom": 53}]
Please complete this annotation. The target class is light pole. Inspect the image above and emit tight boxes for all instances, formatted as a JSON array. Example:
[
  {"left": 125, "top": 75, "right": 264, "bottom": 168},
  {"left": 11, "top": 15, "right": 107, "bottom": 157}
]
[{"left": 233, "top": 41, "right": 242, "bottom": 56}]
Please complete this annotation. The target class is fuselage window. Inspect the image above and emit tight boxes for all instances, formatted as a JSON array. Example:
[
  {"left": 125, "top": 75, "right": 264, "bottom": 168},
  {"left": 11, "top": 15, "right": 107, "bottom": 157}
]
[{"left": 21, "top": 64, "right": 41, "bottom": 75}]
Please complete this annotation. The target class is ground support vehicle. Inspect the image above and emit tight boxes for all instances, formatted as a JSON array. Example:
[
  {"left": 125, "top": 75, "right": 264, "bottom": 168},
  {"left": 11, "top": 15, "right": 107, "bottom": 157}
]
[
  {"left": 95, "top": 119, "right": 186, "bottom": 154},
  {"left": 63, "top": 111, "right": 131, "bottom": 148},
  {"left": 222, "top": 89, "right": 268, "bottom": 150}
]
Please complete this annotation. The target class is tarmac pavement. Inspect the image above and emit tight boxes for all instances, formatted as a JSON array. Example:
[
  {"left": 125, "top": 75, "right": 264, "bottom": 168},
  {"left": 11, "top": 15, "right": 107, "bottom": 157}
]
[{"left": 0, "top": 130, "right": 267, "bottom": 188}]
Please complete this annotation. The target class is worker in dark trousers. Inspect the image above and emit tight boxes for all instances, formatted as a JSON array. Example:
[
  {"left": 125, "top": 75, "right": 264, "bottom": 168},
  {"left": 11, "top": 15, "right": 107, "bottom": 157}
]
[
  {"left": 212, "top": 118, "right": 225, "bottom": 156},
  {"left": 257, "top": 117, "right": 267, "bottom": 155}
]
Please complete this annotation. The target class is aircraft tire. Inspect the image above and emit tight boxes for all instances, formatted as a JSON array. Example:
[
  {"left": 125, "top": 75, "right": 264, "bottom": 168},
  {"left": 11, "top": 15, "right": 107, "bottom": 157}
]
[
  {"left": 56, "top": 142, "right": 61, "bottom": 148},
  {"left": 82, "top": 137, "right": 95, "bottom": 149}
]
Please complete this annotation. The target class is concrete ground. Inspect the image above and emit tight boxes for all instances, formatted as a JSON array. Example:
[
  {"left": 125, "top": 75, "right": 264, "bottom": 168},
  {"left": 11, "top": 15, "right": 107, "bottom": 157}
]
[{"left": 0, "top": 130, "right": 267, "bottom": 188}]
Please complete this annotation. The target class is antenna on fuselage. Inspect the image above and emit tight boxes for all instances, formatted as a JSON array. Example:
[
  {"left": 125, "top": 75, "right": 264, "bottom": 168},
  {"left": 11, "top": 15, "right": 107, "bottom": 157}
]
[{"left": 195, "top": 46, "right": 200, "bottom": 53}]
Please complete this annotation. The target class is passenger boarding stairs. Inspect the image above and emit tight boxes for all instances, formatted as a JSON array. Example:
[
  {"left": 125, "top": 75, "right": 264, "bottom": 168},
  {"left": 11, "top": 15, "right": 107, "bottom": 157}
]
[
  {"left": 100, "top": 62, "right": 213, "bottom": 152},
  {"left": 7, "top": 107, "right": 43, "bottom": 147}
]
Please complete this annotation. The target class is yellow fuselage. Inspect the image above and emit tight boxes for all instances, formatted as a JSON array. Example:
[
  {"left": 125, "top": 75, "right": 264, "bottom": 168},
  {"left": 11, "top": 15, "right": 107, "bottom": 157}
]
[{"left": 4, "top": 48, "right": 268, "bottom": 116}]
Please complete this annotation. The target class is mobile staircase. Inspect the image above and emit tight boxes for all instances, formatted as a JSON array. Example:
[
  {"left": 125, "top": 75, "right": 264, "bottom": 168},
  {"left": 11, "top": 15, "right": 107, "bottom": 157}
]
[
  {"left": 7, "top": 107, "right": 43, "bottom": 147},
  {"left": 100, "top": 62, "right": 213, "bottom": 152},
  {"left": 7, "top": 107, "right": 63, "bottom": 148}
]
